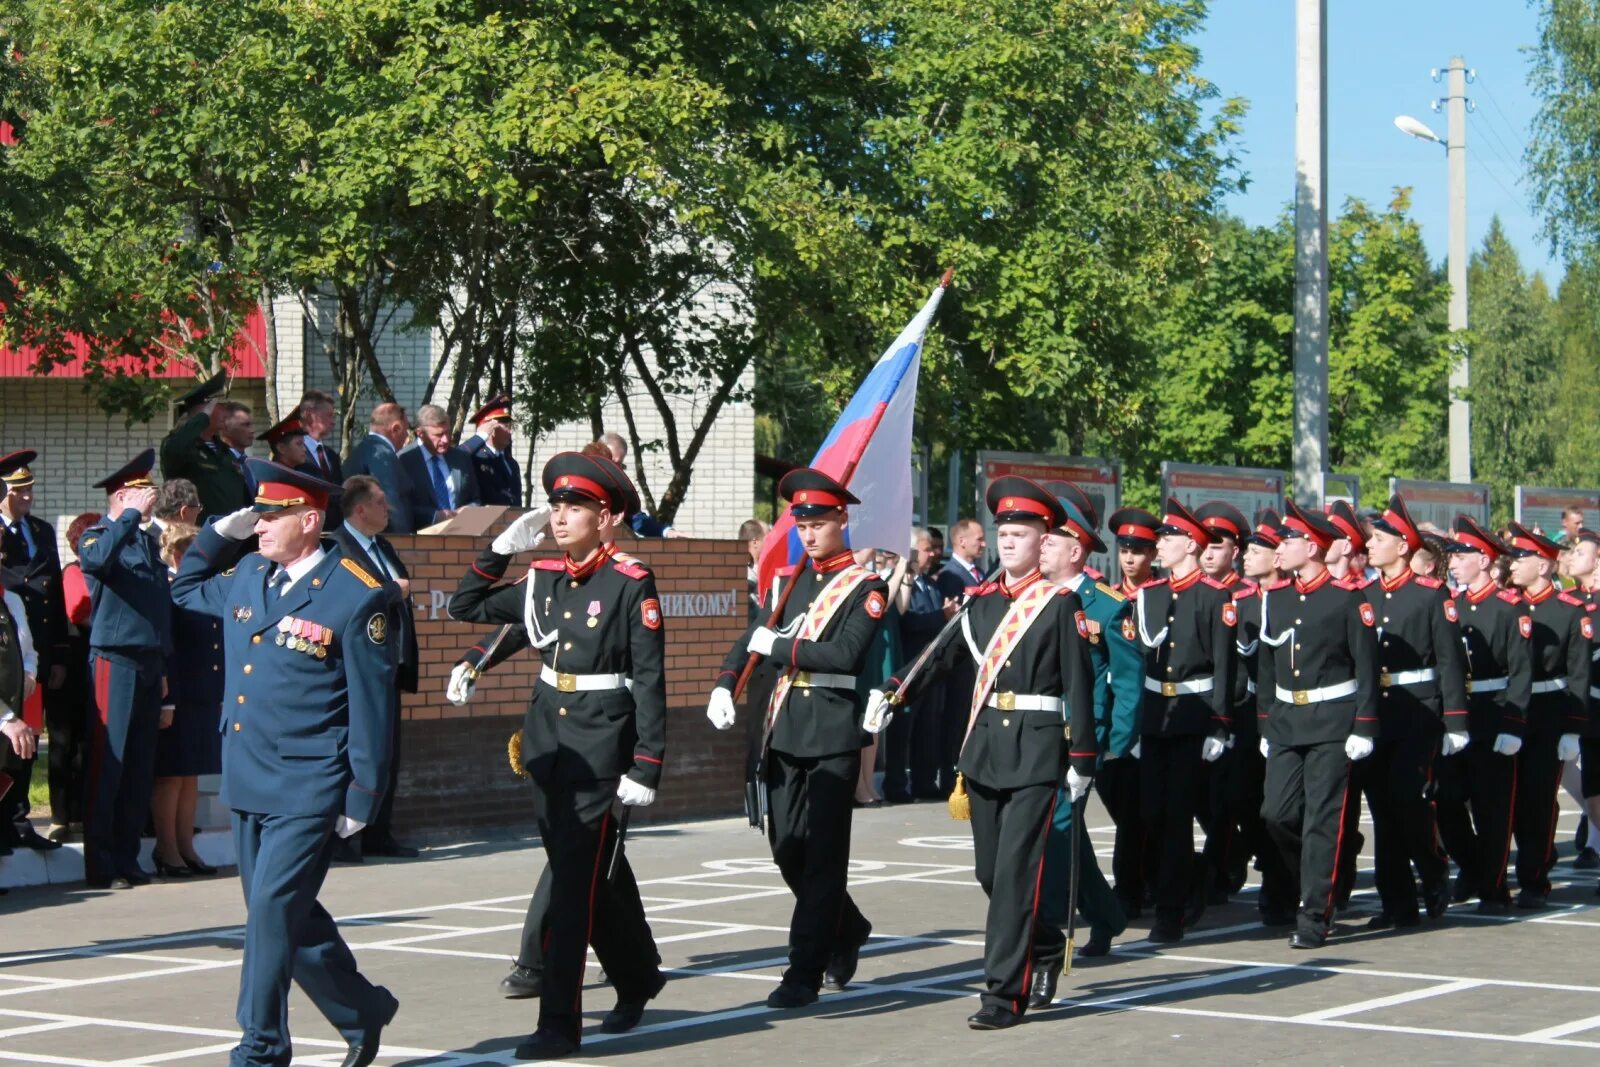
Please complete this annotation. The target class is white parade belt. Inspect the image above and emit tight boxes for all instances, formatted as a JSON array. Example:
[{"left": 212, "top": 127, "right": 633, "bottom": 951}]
[
  {"left": 1143, "top": 676, "right": 1215, "bottom": 697},
  {"left": 1276, "top": 679, "right": 1358, "bottom": 705},
  {"left": 1466, "top": 677, "right": 1507, "bottom": 693},
  {"left": 789, "top": 671, "right": 858, "bottom": 689},
  {"left": 539, "top": 666, "right": 633, "bottom": 693},
  {"left": 985, "top": 692, "right": 1065, "bottom": 713},
  {"left": 1379, "top": 668, "right": 1436, "bottom": 687},
  {"left": 1531, "top": 679, "right": 1568, "bottom": 695}
]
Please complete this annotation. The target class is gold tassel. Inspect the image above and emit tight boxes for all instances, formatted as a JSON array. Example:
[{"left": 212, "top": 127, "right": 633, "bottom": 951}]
[
  {"left": 507, "top": 729, "right": 529, "bottom": 778},
  {"left": 948, "top": 773, "right": 970, "bottom": 820}
]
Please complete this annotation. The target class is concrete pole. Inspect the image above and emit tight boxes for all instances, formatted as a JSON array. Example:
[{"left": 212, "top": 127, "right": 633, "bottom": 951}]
[
  {"left": 1445, "top": 56, "right": 1471, "bottom": 482},
  {"left": 1292, "top": 0, "right": 1329, "bottom": 504}
]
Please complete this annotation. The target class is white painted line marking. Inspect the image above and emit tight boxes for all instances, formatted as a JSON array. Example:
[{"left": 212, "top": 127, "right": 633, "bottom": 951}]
[{"left": 1293, "top": 979, "right": 1483, "bottom": 1021}]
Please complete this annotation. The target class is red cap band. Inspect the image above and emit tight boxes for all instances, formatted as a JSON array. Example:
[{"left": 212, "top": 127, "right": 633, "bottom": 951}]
[
  {"left": 1116, "top": 522, "right": 1157, "bottom": 541},
  {"left": 552, "top": 474, "right": 609, "bottom": 503},
  {"left": 1327, "top": 512, "right": 1365, "bottom": 550},
  {"left": 256, "top": 479, "right": 328, "bottom": 510},
  {"left": 791, "top": 488, "right": 846, "bottom": 508},
  {"left": 1202, "top": 516, "right": 1241, "bottom": 538},
  {"left": 1162, "top": 512, "right": 1210, "bottom": 547},
  {"left": 1511, "top": 534, "right": 1557, "bottom": 560},
  {"left": 1381, "top": 508, "right": 1421, "bottom": 552},
  {"left": 1455, "top": 531, "right": 1497, "bottom": 559},
  {"left": 997, "top": 496, "right": 1052, "bottom": 520},
  {"left": 1283, "top": 515, "right": 1333, "bottom": 550}
]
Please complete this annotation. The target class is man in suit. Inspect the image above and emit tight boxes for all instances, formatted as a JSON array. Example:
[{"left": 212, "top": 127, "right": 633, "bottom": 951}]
[
  {"left": 883, "top": 526, "right": 949, "bottom": 802},
  {"left": 159, "top": 372, "right": 251, "bottom": 521},
  {"left": 0, "top": 455, "right": 67, "bottom": 852},
  {"left": 462, "top": 394, "right": 522, "bottom": 507},
  {"left": 173, "top": 459, "right": 398, "bottom": 1067},
  {"left": 297, "top": 390, "right": 345, "bottom": 484},
  {"left": 399, "top": 404, "right": 481, "bottom": 531},
  {"left": 330, "top": 475, "right": 419, "bottom": 860},
  {"left": 931, "top": 517, "right": 988, "bottom": 796},
  {"left": 78, "top": 449, "right": 172, "bottom": 888},
  {"left": 344, "top": 403, "right": 416, "bottom": 535}
]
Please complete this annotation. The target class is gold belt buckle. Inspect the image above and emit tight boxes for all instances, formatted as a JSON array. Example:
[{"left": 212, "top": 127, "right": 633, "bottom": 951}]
[
  {"left": 1465, "top": 678, "right": 1474, "bottom": 693},
  {"left": 1293, "top": 690, "right": 1310, "bottom": 705},
  {"left": 1379, "top": 671, "right": 1392, "bottom": 687},
  {"left": 1161, "top": 682, "right": 1178, "bottom": 698},
  {"left": 997, "top": 692, "right": 1016, "bottom": 711},
  {"left": 792, "top": 671, "right": 811, "bottom": 688},
  {"left": 557, "top": 672, "right": 577, "bottom": 693}
]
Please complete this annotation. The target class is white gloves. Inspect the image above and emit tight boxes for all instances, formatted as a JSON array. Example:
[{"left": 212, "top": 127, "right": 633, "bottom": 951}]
[
  {"left": 1492, "top": 732, "right": 1523, "bottom": 757},
  {"left": 706, "top": 688, "right": 736, "bottom": 730},
  {"left": 863, "top": 691, "right": 891, "bottom": 734},
  {"left": 1344, "top": 734, "right": 1375, "bottom": 761},
  {"left": 1441, "top": 731, "right": 1470, "bottom": 756},
  {"left": 1066, "top": 766, "right": 1092, "bottom": 803},
  {"left": 491, "top": 506, "right": 552, "bottom": 556},
  {"left": 213, "top": 507, "right": 258, "bottom": 541},
  {"left": 335, "top": 816, "right": 366, "bottom": 839},
  {"left": 1559, "top": 733, "right": 1582, "bottom": 762},
  {"left": 1130, "top": 740, "right": 1142, "bottom": 760},
  {"left": 748, "top": 626, "right": 777, "bottom": 657},
  {"left": 1202, "top": 736, "right": 1229, "bottom": 763},
  {"left": 1260, "top": 737, "right": 1271, "bottom": 759},
  {"left": 618, "top": 777, "right": 656, "bottom": 806},
  {"left": 447, "top": 662, "right": 477, "bottom": 705}
]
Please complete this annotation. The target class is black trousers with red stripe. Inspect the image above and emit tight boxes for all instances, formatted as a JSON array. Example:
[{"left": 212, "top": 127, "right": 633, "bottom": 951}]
[
  {"left": 1262, "top": 740, "right": 1353, "bottom": 935},
  {"left": 966, "top": 777, "right": 1056, "bottom": 1015},
  {"left": 764, "top": 748, "right": 872, "bottom": 989},
  {"left": 1363, "top": 732, "right": 1448, "bottom": 919},
  {"left": 1513, "top": 733, "right": 1564, "bottom": 897},
  {"left": 1140, "top": 733, "right": 1205, "bottom": 927},
  {"left": 85, "top": 650, "right": 163, "bottom": 882},
  {"left": 531, "top": 776, "right": 658, "bottom": 1043},
  {"left": 1435, "top": 740, "right": 1517, "bottom": 902}
]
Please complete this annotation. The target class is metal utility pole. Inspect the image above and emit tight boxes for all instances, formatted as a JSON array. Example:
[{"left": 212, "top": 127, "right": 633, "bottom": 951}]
[
  {"left": 1443, "top": 56, "right": 1471, "bottom": 483},
  {"left": 1292, "top": 0, "right": 1329, "bottom": 504}
]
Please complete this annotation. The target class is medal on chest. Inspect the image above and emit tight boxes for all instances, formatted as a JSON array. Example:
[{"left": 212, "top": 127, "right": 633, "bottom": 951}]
[{"left": 587, "top": 600, "right": 602, "bottom": 629}]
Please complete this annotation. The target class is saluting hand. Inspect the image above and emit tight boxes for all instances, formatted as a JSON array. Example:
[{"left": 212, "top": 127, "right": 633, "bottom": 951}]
[
  {"left": 213, "top": 507, "right": 259, "bottom": 541},
  {"left": 491, "top": 506, "right": 552, "bottom": 555}
]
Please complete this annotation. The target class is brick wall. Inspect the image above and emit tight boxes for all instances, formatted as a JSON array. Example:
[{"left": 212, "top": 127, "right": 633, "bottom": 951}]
[{"left": 387, "top": 531, "right": 755, "bottom": 835}]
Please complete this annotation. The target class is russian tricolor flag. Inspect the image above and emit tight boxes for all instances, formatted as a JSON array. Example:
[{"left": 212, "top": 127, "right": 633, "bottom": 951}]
[{"left": 756, "top": 276, "right": 949, "bottom": 602}]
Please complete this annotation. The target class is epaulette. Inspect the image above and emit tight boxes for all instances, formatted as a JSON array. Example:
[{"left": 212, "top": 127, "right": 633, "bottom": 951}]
[
  {"left": 968, "top": 582, "right": 998, "bottom": 596},
  {"left": 1335, "top": 576, "right": 1370, "bottom": 591},
  {"left": 1094, "top": 581, "right": 1126, "bottom": 602},
  {"left": 1265, "top": 578, "right": 1293, "bottom": 592},
  {"left": 1559, "top": 591, "right": 1587, "bottom": 607},
  {"left": 1415, "top": 575, "right": 1444, "bottom": 589},
  {"left": 1201, "top": 576, "right": 1229, "bottom": 590},
  {"left": 533, "top": 559, "right": 566, "bottom": 571},
  {"left": 339, "top": 558, "right": 380, "bottom": 589},
  {"left": 776, "top": 564, "right": 801, "bottom": 578},
  {"left": 1085, "top": 565, "right": 1105, "bottom": 581},
  {"left": 613, "top": 559, "right": 650, "bottom": 580},
  {"left": 1141, "top": 577, "right": 1168, "bottom": 589},
  {"left": 1497, "top": 589, "right": 1522, "bottom": 604},
  {"left": 1232, "top": 584, "right": 1259, "bottom": 601}
]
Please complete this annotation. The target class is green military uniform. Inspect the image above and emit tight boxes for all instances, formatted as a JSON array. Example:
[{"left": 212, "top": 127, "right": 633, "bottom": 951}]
[{"left": 160, "top": 411, "right": 249, "bottom": 521}]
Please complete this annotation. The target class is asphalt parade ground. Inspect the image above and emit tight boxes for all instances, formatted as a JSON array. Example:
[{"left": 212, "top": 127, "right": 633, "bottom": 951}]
[{"left": 4, "top": 793, "right": 1600, "bottom": 1066}]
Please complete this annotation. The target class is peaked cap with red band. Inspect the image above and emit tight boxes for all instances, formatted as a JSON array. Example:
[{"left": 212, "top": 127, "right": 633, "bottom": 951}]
[
  {"left": 1279, "top": 496, "right": 1339, "bottom": 551},
  {"left": 544, "top": 451, "right": 624, "bottom": 512},
  {"left": 1326, "top": 499, "right": 1367, "bottom": 552},
  {"left": 1247, "top": 507, "right": 1283, "bottom": 548},
  {"left": 1051, "top": 497, "right": 1106, "bottom": 554},
  {"left": 1058, "top": 482, "right": 1102, "bottom": 529},
  {"left": 1108, "top": 506, "right": 1160, "bottom": 548},
  {"left": 986, "top": 475, "right": 1067, "bottom": 528},
  {"left": 257, "top": 407, "right": 306, "bottom": 447},
  {"left": 0, "top": 450, "right": 38, "bottom": 497},
  {"left": 1157, "top": 496, "right": 1216, "bottom": 548},
  {"left": 1446, "top": 514, "right": 1505, "bottom": 560},
  {"left": 588, "top": 454, "right": 641, "bottom": 519},
  {"left": 1195, "top": 501, "right": 1248, "bottom": 543},
  {"left": 1503, "top": 520, "right": 1561, "bottom": 561},
  {"left": 247, "top": 457, "right": 341, "bottom": 513},
  {"left": 780, "top": 467, "right": 859, "bottom": 519},
  {"left": 1371, "top": 493, "right": 1423, "bottom": 552},
  {"left": 93, "top": 448, "right": 157, "bottom": 493},
  {"left": 470, "top": 393, "right": 512, "bottom": 426}
]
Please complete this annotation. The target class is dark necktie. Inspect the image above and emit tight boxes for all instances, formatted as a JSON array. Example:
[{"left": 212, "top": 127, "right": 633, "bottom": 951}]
[
  {"left": 314, "top": 443, "right": 332, "bottom": 476},
  {"left": 268, "top": 568, "right": 289, "bottom": 596},
  {"left": 429, "top": 455, "right": 452, "bottom": 511}
]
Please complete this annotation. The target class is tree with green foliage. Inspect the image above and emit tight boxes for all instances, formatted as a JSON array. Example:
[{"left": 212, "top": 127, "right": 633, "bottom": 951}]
[{"left": 1551, "top": 263, "right": 1600, "bottom": 490}]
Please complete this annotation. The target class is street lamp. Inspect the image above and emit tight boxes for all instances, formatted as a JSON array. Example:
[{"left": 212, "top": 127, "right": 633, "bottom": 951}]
[{"left": 1394, "top": 55, "right": 1471, "bottom": 484}]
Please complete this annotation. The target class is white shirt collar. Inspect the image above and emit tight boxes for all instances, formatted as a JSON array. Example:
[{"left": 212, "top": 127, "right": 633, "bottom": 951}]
[
  {"left": 278, "top": 547, "right": 326, "bottom": 594},
  {"left": 1063, "top": 571, "right": 1087, "bottom": 592},
  {"left": 343, "top": 523, "right": 377, "bottom": 553}
]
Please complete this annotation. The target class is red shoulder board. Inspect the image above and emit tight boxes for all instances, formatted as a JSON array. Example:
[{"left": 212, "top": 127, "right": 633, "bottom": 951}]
[
  {"left": 532, "top": 559, "right": 565, "bottom": 571},
  {"left": 1201, "top": 576, "right": 1229, "bottom": 589},
  {"left": 1085, "top": 565, "right": 1105, "bottom": 581},
  {"left": 1497, "top": 589, "right": 1521, "bottom": 604},
  {"left": 1265, "top": 578, "right": 1293, "bottom": 592},
  {"left": 1559, "top": 591, "right": 1586, "bottom": 607},
  {"left": 1415, "top": 575, "right": 1444, "bottom": 589},
  {"left": 612, "top": 560, "right": 650, "bottom": 580},
  {"left": 776, "top": 564, "right": 801, "bottom": 578},
  {"left": 967, "top": 582, "right": 998, "bottom": 597},
  {"left": 1335, "top": 576, "right": 1368, "bottom": 591},
  {"left": 1233, "top": 585, "right": 1259, "bottom": 602},
  {"left": 1141, "top": 577, "right": 1169, "bottom": 589}
]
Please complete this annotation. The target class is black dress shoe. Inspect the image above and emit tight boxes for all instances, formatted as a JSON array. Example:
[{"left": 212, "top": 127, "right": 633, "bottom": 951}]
[
  {"left": 966, "top": 1005, "right": 1022, "bottom": 1030},
  {"left": 1027, "top": 961, "right": 1062, "bottom": 1009},
  {"left": 333, "top": 838, "right": 364, "bottom": 864},
  {"left": 1288, "top": 929, "right": 1325, "bottom": 950},
  {"left": 15, "top": 828, "right": 62, "bottom": 851},
  {"left": 1146, "top": 922, "right": 1183, "bottom": 944},
  {"left": 1476, "top": 898, "right": 1510, "bottom": 915},
  {"left": 1366, "top": 911, "right": 1419, "bottom": 930},
  {"left": 513, "top": 1028, "right": 579, "bottom": 1060},
  {"left": 1078, "top": 932, "right": 1113, "bottom": 958},
  {"left": 823, "top": 925, "right": 871, "bottom": 990},
  {"left": 883, "top": 791, "right": 914, "bottom": 805},
  {"left": 183, "top": 856, "right": 218, "bottom": 876},
  {"left": 765, "top": 980, "right": 818, "bottom": 1009},
  {"left": 363, "top": 836, "right": 419, "bottom": 859},
  {"left": 121, "top": 869, "right": 151, "bottom": 887},
  {"left": 601, "top": 972, "right": 666, "bottom": 1034},
  {"left": 499, "top": 964, "right": 542, "bottom": 999},
  {"left": 340, "top": 989, "right": 399, "bottom": 1067},
  {"left": 1577, "top": 847, "right": 1600, "bottom": 870},
  {"left": 153, "top": 854, "right": 194, "bottom": 879},
  {"left": 1515, "top": 891, "right": 1548, "bottom": 910},
  {"left": 1424, "top": 880, "right": 1451, "bottom": 919},
  {"left": 107, "top": 877, "right": 133, "bottom": 890},
  {"left": 1452, "top": 875, "right": 1474, "bottom": 903}
]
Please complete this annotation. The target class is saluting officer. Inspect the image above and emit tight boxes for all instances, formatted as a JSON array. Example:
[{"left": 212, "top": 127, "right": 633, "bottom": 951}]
[
  {"left": 172, "top": 460, "right": 398, "bottom": 1067},
  {"left": 877, "top": 477, "right": 1097, "bottom": 1030},
  {"left": 1257, "top": 499, "right": 1380, "bottom": 949},
  {"left": 1357, "top": 495, "right": 1468, "bottom": 928},
  {"left": 463, "top": 394, "right": 523, "bottom": 507},
  {"left": 1435, "top": 517, "right": 1533, "bottom": 913},
  {"left": 158, "top": 372, "right": 250, "bottom": 521},
  {"left": 1030, "top": 493, "right": 1137, "bottom": 1008},
  {"left": 450, "top": 452, "right": 666, "bottom": 1059},
  {"left": 1102, "top": 504, "right": 1161, "bottom": 915},
  {"left": 705, "top": 469, "right": 887, "bottom": 1009},
  {"left": 77, "top": 449, "right": 172, "bottom": 889},
  {"left": 1130, "top": 498, "right": 1236, "bottom": 942},
  {"left": 1502, "top": 521, "right": 1592, "bottom": 909}
]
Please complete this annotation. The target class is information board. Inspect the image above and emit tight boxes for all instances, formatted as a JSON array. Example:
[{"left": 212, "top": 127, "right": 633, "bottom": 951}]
[
  {"left": 1160, "top": 462, "right": 1287, "bottom": 530},
  {"left": 977, "top": 451, "right": 1121, "bottom": 580},
  {"left": 1319, "top": 472, "right": 1361, "bottom": 509},
  {"left": 1515, "top": 486, "right": 1600, "bottom": 539},
  {"left": 1389, "top": 478, "right": 1491, "bottom": 533}
]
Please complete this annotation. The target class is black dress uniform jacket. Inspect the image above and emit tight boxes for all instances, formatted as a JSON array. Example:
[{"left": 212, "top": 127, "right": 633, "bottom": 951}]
[
  {"left": 464, "top": 434, "right": 523, "bottom": 508},
  {"left": 450, "top": 542, "right": 667, "bottom": 789},
  {"left": 1133, "top": 571, "right": 1237, "bottom": 738},
  {"left": 716, "top": 555, "right": 887, "bottom": 758},
  {"left": 2, "top": 512, "right": 68, "bottom": 673},
  {"left": 1521, "top": 584, "right": 1592, "bottom": 738},
  {"left": 1358, "top": 572, "right": 1469, "bottom": 738},
  {"left": 1256, "top": 570, "right": 1380, "bottom": 747},
  {"left": 1231, "top": 581, "right": 1262, "bottom": 743},
  {"left": 889, "top": 571, "right": 1098, "bottom": 786},
  {"left": 1455, "top": 583, "right": 1533, "bottom": 741}
]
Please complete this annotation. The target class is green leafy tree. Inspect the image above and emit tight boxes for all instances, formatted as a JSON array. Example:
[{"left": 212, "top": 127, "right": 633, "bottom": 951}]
[{"left": 1551, "top": 263, "right": 1600, "bottom": 489}]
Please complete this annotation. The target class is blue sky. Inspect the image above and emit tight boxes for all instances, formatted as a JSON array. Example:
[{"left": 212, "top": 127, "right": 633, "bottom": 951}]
[{"left": 1193, "top": 1, "right": 1561, "bottom": 282}]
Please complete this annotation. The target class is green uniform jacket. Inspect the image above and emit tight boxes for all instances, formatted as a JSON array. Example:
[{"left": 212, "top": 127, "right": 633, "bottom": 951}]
[
  {"left": 1070, "top": 575, "right": 1142, "bottom": 762},
  {"left": 159, "top": 412, "right": 249, "bottom": 521}
]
